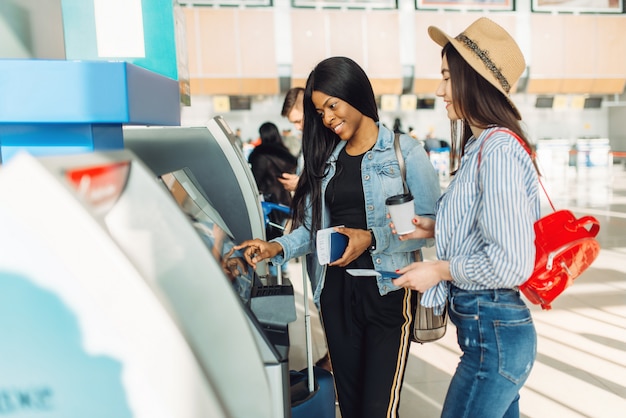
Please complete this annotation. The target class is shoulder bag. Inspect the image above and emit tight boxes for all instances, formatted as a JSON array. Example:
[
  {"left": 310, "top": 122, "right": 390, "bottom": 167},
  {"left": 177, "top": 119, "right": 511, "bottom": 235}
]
[{"left": 393, "top": 133, "right": 448, "bottom": 343}]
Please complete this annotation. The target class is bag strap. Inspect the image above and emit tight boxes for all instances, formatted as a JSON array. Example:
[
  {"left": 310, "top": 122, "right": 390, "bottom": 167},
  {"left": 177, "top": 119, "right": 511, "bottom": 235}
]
[
  {"left": 393, "top": 133, "right": 409, "bottom": 195},
  {"left": 478, "top": 128, "right": 556, "bottom": 212},
  {"left": 393, "top": 133, "right": 424, "bottom": 261}
]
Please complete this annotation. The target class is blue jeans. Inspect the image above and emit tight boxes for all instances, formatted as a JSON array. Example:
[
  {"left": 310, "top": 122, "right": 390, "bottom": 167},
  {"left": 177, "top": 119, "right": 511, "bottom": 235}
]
[{"left": 442, "top": 285, "right": 537, "bottom": 418}]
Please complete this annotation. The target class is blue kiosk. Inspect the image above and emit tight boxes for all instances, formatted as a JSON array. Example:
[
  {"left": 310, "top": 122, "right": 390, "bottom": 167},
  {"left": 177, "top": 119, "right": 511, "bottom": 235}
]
[
  {"left": 0, "top": 59, "right": 180, "bottom": 162},
  {"left": 0, "top": 46, "right": 288, "bottom": 417}
]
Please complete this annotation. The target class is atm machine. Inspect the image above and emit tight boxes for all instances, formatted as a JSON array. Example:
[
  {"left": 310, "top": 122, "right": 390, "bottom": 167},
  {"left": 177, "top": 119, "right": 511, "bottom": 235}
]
[
  {"left": 0, "top": 150, "right": 274, "bottom": 418},
  {"left": 123, "top": 116, "right": 296, "bottom": 418},
  {"left": 123, "top": 116, "right": 264, "bottom": 246}
]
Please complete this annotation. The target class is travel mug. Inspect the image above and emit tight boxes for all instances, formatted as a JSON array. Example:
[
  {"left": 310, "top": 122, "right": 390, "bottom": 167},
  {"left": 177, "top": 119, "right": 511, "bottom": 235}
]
[{"left": 385, "top": 193, "right": 415, "bottom": 235}]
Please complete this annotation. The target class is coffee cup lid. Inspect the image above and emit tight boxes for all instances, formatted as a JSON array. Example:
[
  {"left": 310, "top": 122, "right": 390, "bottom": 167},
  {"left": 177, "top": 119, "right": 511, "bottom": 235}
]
[{"left": 385, "top": 193, "right": 414, "bottom": 205}]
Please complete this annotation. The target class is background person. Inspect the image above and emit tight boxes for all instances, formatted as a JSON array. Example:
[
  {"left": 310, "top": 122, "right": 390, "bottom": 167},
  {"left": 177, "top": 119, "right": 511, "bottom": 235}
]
[
  {"left": 248, "top": 121, "right": 298, "bottom": 277},
  {"left": 236, "top": 56, "right": 440, "bottom": 418},
  {"left": 280, "top": 85, "right": 331, "bottom": 371},
  {"left": 278, "top": 87, "right": 305, "bottom": 193},
  {"left": 393, "top": 18, "right": 540, "bottom": 418}
]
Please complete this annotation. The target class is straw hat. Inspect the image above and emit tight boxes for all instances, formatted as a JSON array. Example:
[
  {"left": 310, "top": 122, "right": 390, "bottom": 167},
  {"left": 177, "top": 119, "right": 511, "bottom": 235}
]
[{"left": 428, "top": 17, "right": 525, "bottom": 119}]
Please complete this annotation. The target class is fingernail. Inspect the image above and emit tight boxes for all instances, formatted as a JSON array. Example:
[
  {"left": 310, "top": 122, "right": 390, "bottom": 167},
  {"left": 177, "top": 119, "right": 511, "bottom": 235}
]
[{"left": 395, "top": 269, "right": 400, "bottom": 273}]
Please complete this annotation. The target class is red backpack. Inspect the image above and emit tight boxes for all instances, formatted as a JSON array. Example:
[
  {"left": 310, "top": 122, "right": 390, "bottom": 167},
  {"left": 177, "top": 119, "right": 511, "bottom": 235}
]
[{"left": 479, "top": 129, "right": 601, "bottom": 310}]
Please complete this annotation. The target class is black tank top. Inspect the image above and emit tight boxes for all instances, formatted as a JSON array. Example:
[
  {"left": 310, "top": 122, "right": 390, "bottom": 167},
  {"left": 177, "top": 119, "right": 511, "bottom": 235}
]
[{"left": 325, "top": 147, "right": 374, "bottom": 269}]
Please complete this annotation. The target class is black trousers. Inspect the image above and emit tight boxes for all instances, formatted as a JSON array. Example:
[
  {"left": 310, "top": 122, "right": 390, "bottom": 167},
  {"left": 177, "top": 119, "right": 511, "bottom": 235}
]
[{"left": 320, "top": 267, "right": 414, "bottom": 418}]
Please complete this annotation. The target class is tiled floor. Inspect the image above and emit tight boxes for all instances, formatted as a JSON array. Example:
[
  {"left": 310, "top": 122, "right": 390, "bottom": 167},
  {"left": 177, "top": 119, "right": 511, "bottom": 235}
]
[{"left": 287, "top": 162, "right": 626, "bottom": 418}]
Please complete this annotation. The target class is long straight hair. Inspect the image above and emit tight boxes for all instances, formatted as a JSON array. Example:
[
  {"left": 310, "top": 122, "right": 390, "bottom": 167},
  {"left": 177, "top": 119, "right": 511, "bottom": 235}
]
[
  {"left": 259, "top": 121, "right": 287, "bottom": 149},
  {"left": 443, "top": 44, "right": 537, "bottom": 174},
  {"left": 290, "top": 56, "right": 378, "bottom": 237}
]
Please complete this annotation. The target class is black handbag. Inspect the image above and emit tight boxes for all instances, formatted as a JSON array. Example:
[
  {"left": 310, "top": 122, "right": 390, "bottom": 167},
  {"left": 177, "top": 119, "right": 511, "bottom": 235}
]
[{"left": 393, "top": 133, "right": 448, "bottom": 344}]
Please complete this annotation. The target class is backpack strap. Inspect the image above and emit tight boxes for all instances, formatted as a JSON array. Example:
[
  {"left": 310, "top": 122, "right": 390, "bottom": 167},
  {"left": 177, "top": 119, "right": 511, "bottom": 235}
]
[{"left": 478, "top": 128, "right": 556, "bottom": 212}]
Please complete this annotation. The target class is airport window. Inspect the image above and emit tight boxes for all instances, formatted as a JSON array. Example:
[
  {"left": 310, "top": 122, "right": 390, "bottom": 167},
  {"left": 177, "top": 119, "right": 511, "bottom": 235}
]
[
  {"left": 583, "top": 97, "right": 603, "bottom": 109},
  {"left": 416, "top": 0, "right": 514, "bottom": 11},
  {"left": 535, "top": 96, "right": 554, "bottom": 109},
  {"left": 178, "top": 0, "right": 273, "bottom": 7},
  {"left": 531, "top": 0, "right": 624, "bottom": 14},
  {"left": 292, "top": 0, "right": 397, "bottom": 10}
]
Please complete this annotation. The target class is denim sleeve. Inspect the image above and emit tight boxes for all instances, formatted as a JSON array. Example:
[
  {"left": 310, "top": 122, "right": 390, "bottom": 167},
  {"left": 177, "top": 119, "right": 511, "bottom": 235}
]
[
  {"left": 373, "top": 136, "right": 441, "bottom": 254},
  {"left": 404, "top": 138, "right": 441, "bottom": 220},
  {"left": 271, "top": 224, "right": 315, "bottom": 265},
  {"left": 271, "top": 195, "right": 316, "bottom": 264}
]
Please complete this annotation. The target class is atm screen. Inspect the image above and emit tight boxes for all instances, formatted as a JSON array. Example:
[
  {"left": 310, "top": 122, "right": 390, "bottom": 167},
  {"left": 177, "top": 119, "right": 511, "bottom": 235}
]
[{"left": 160, "top": 169, "right": 254, "bottom": 303}]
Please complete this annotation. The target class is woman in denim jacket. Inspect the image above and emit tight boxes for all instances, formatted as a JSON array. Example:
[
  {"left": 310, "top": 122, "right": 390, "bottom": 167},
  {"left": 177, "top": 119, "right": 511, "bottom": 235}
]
[{"left": 235, "top": 56, "right": 440, "bottom": 418}]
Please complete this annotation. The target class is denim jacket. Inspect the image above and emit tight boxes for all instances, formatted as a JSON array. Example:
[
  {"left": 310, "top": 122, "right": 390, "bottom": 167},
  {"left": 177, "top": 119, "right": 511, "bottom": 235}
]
[{"left": 272, "top": 123, "right": 441, "bottom": 306}]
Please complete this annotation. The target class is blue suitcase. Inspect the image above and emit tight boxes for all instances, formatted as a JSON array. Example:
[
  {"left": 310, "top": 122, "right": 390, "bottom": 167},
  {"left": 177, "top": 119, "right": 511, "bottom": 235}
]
[
  {"left": 291, "top": 366, "right": 335, "bottom": 418},
  {"left": 290, "top": 262, "right": 336, "bottom": 418}
]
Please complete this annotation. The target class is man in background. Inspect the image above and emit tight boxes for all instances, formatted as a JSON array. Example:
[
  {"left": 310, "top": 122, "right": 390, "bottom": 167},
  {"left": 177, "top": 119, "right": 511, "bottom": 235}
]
[{"left": 278, "top": 87, "right": 304, "bottom": 193}]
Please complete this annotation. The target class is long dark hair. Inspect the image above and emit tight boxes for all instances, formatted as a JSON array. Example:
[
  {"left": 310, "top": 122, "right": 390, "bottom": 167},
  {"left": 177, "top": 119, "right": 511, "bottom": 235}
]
[
  {"left": 259, "top": 122, "right": 287, "bottom": 149},
  {"left": 290, "top": 56, "right": 378, "bottom": 237},
  {"left": 443, "top": 44, "right": 536, "bottom": 174}
]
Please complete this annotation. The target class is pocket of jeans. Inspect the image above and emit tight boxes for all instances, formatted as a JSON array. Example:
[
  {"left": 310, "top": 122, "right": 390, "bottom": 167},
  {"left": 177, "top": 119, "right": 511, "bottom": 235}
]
[
  {"left": 450, "top": 293, "right": 479, "bottom": 320},
  {"left": 495, "top": 309, "right": 537, "bottom": 384}
]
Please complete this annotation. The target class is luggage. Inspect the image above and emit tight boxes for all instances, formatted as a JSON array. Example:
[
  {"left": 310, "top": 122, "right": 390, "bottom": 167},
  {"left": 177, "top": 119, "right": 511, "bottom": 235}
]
[
  {"left": 290, "top": 260, "right": 335, "bottom": 418},
  {"left": 290, "top": 367, "right": 335, "bottom": 418}
]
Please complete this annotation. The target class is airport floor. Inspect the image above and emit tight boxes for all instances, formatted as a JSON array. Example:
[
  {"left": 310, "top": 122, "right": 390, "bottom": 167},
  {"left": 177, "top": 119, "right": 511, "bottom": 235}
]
[{"left": 286, "top": 161, "right": 626, "bottom": 418}]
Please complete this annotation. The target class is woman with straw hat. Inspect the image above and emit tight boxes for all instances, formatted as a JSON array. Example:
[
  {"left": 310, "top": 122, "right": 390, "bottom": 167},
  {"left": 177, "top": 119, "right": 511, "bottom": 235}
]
[{"left": 393, "top": 18, "right": 540, "bottom": 417}]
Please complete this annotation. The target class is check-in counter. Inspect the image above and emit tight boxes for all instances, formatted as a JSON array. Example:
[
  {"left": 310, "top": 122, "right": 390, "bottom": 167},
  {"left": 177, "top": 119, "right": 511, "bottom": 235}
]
[
  {"left": 575, "top": 138, "right": 611, "bottom": 167},
  {"left": 536, "top": 138, "right": 571, "bottom": 174},
  {"left": 536, "top": 137, "right": 611, "bottom": 171}
]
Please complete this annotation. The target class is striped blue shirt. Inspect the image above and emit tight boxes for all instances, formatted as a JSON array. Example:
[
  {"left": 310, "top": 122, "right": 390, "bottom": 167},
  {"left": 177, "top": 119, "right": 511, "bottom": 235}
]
[{"left": 422, "top": 127, "right": 541, "bottom": 310}]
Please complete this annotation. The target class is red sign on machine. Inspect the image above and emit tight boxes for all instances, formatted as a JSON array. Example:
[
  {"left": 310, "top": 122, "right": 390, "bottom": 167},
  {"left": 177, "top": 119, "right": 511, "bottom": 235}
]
[{"left": 64, "top": 161, "right": 130, "bottom": 215}]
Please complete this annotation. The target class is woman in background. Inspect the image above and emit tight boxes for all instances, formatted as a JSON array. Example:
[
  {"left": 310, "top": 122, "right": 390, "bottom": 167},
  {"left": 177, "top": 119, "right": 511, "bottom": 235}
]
[
  {"left": 248, "top": 121, "right": 298, "bottom": 277},
  {"left": 248, "top": 121, "right": 298, "bottom": 226}
]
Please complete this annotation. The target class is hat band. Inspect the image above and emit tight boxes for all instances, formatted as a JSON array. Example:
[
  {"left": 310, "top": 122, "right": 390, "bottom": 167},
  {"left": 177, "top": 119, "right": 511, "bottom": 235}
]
[{"left": 456, "top": 34, "right": 510, "bottom": 93}]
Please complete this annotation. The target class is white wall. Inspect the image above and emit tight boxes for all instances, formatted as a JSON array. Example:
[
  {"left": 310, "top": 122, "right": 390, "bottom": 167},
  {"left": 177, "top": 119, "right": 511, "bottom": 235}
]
[
  {"left": 181, "top": 92, "right": 614, "bottom": 148},
  {"left": 181, "top": 0, "right": 622, "bottom": 148},
  {"left": 0, "top": 0, "right": 64, "bottom": 59},
  {"left": 2, "top": 0, "right": 624, "bottom": 150},
  {"left": 609, "top": 106, "right": 626, "bottom": 151}
]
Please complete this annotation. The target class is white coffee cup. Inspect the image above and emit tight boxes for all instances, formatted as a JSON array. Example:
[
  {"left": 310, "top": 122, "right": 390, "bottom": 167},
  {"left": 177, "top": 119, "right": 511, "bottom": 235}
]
[{"left": 386, "top": 193, "right": 415, "bottom": 235}]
